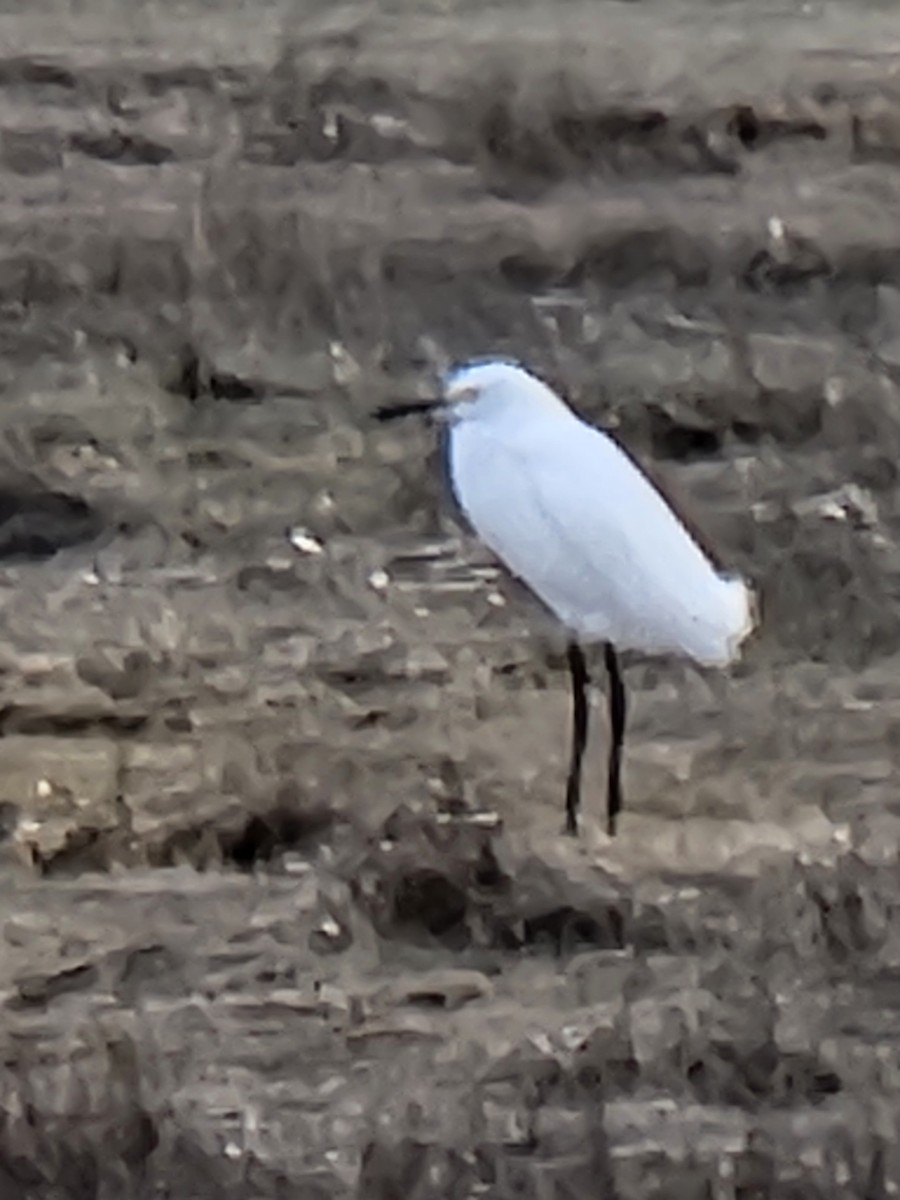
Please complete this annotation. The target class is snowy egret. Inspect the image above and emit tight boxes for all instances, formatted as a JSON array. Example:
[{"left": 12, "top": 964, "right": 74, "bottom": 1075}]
[{"left": 375, "top": 358, "right": 755, "bottom": 836}]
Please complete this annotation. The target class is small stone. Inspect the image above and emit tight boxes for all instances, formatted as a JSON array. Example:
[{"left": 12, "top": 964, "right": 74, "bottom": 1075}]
[{"left": 287, "top": 527, "right": 324, "bottom": 556}]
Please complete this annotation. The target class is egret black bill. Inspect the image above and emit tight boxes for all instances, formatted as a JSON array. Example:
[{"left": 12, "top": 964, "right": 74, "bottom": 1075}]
[{"left": 373, "top": 399, "right": 441, "bottom": 422}]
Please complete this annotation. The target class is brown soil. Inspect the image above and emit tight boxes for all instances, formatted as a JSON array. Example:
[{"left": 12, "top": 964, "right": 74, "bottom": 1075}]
[{"left": 0, "top": 1, "right": 898, "bottom": 1197}]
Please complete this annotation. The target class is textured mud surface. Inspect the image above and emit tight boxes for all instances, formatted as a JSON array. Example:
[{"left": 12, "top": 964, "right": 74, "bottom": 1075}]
[{"left": 1, "top": 1, "right": 900, "bottom": 1196}]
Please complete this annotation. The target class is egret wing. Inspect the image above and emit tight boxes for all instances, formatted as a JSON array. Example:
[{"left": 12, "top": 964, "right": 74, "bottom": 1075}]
[{"left": 450, "top": 418, "right": 746, "bottom": 662}]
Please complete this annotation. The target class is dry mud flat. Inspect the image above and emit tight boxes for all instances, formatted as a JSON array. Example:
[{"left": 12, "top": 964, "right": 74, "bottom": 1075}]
[{"left": 2, "top": 1, "right": 900, "bottom": 1197}]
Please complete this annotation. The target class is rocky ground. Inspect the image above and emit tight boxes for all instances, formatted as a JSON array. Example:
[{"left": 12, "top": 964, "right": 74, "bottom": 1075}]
[{"left": 1, "top": 0, "right": 900, "bottom": 1196}]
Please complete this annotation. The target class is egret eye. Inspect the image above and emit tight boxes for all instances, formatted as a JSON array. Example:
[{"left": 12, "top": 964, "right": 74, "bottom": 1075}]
[{"left": 445, "top": 383, "right": 479, "bottom": 404}]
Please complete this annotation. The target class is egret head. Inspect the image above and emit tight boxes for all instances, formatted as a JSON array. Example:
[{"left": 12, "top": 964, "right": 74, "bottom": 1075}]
[
  {"left": 441, "top": 358, "right": 563, "bottom": 424},
  {"left": 373, "top": 356, "right": 564, "bottom": 425}
]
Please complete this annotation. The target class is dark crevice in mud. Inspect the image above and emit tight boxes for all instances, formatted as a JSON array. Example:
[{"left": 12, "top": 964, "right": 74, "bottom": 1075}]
[
  {"left": 518, "top": 905, "right": 627, "bottom": 955},
  {"left": 220, "top": 803, "right": 337, "bottom": 869},
  {"left": 475, "top": 90, "right": 835, "bottom": 192},
  {"left": 243, "top": 122, "right": 350, "bottom": 167},
  {"left": 350, "top": 808, "right": 511, "bottom": 948},
  {"left": 149, "top": 801, "right": 339, "bottom": 872},
  {"left": 641, "top": 408, "right": 765, "bottom": 462},
  {"left": 645, "top": 409, "right": 725, "bottom": 461},
  {"left": 9, "top": 960, "right": 100, "bottom": 1008},
  {"left": 476, "top": 93, "right": 832, "bottom": 189},
  {"left": 354, "top": 812, "right": 636, "bottom": 956},
  {"left": 808, "top": 881, "right": 877, "bottom": 961},
  {"left": 31, "top": 826, "right": 119, "bottom": 879},
  {"left": 479, "top": 100, "right": 695, "bottom": 182},
  {"left": 686, "top": 1043, "right": 843, "bottom": 1110},
  {"left": 0, "top": 487, "right": 103, "bottom": 561},
  {"left": 743, "top": 245, "right": 833, "bottom": 295},
  {"left": 0, "top": 57, "right": 79, "bottom": 91},
  {"left": 169, "top": 342, "right": 203, "bottom": 401},
  {"left": 166, "top": 344, "right": 270, "bottom": 404},
  {"left": 187, "top": 351, "right": 247, "bottom": 402},
  {"left": 392, "top": 868, "right": 470, "bottom": 938},
  {"left": 0, "top": 708, "right": 148, "bottom": 737},
  {"left": 724, "top": 104, "right": 829, "bottom": 152},
  {"left": 68, "top": 130, "right": 175, "bottom": 166}
]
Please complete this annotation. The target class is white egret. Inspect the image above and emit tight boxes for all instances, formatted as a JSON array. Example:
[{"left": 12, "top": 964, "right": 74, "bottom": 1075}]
[{"left": 376, "top": 358, "right": 755, "bottom": 836}]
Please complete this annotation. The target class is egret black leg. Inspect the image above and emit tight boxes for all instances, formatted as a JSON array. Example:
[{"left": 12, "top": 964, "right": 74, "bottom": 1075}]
[
  {"left": 604, "top": 643, "right": 627, "bottom": 836},
  {"left": 565, "top": 641, "right": 589, "bottom": 835}
]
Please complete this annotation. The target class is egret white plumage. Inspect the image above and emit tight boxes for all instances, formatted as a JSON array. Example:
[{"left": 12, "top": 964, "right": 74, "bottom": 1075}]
[{"left": 376, "top": 358, "right": 755, "bottom": 836}]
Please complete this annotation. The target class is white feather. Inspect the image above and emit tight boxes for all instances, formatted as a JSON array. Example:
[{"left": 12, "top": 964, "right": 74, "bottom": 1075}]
[{"left": 446, "top": 362, "right": 754, "bottom": 665}]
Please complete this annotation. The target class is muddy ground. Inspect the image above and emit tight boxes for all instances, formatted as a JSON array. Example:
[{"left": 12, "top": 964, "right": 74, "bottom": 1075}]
[{"left": 0, "top": 0, "right": 899, "bottom": 1196}]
